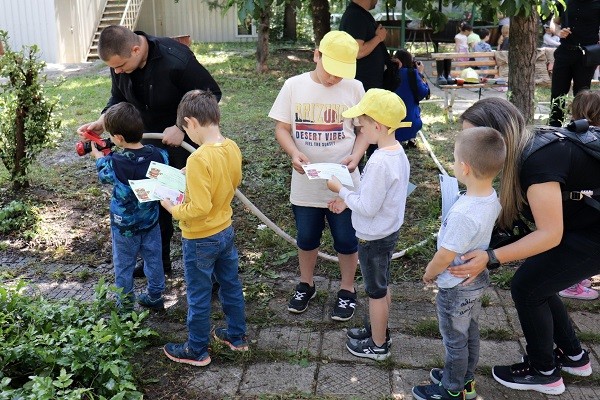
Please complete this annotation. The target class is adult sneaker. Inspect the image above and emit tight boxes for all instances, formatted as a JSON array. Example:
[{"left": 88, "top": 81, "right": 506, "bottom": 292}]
[
  {"left": 492, "top": 361, "right": 565, "bottom": 395},
  {"left": 331, "top": 289, "right": 357, "bottom": 321},
  {"left": 346, "top": 336, "right": 390, "bottom": 361},
  {"left": 429, "top": 368, "right": 476, "bottom": 400},
  {"left": 558, "top": 283, "right": 599, "bottom": 300},
  {"left": 288, "top": 282, "right": 316, "bottom": 313},
  {"left": 213, "top": 327, "right": 249, "bottom": 351},
  {"left": 555, "top": 348, "right": 593, "bottom": 376},
  {"left": 412, "top": 382, "right": 465, "bottom": 400},
  {"left": 137, "top": 292, "right": 164, "bottom": 310},
  {"left": 347, "top": 325, "right": 392, "bottom": 347},
  {"left": 163, "top": 342, "right": 211, "bottom": 367}
]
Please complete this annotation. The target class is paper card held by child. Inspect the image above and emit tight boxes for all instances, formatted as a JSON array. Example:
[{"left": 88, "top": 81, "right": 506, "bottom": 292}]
[
  {"left": 129, "top": 162, "right": 186, "bottom": 204},
  {"left": 301, "top": 163, "right": 354, "bottom": 187}
]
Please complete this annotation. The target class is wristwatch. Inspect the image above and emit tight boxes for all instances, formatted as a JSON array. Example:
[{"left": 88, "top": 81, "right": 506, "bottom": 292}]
[{"left": 486, "top": 248, "right": 501, "bottom": 270}]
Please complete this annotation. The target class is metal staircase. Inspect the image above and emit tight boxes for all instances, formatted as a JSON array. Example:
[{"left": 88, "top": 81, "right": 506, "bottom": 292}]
[{"left": 86, "top": 0, "right": 144, "bottom": 61}]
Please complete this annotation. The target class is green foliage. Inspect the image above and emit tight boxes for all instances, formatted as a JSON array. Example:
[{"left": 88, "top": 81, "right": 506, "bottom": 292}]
[
  {"left": 0, "top": 30, "right": 61, "bottom": 189},
  {"left": 0, "top": 200, "right": 39, "bottom": 237},
  {"left": 0, "top": 281, "right": 153, "bottom": 399}
]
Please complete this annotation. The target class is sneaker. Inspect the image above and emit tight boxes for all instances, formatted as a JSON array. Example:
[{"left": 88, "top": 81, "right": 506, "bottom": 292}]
[
  {"left": 437, "top": 76, "right": 448, "bottom": 85},
  {"left": 346, "top": 336, "right": 390, "bottom": 361},
  {"left": 212, "top": 327, "right": 249, "bottom": 351},
  {"left": 347, "top": 325, "right": 392, "bottom": 347},
  {"left": 555, "top": 348, "right": 592, "bottom": 376},
  {"left": 558, "top": 283, "right": 599, "bottom": 300},
  {"left": 581, "top": 279, "right": 592, "bottom": 288},
  {"left": 137, "top": 292, "right": 164, "bottom": 310},
  {"left": 412, "top": 382, "right": 465, "bottom": 400},
  {"left": 163, "top": 342, "right": 211, "bottom": 367},
  {"left": 492, "top": 361, "right": 565, "bottom": 395},
  {"left": 287, "top": 282, "right": 316, "bottom": 313},
  {"left": 429, "top": 368, "right": 476, "bottom": 400},
  {"left": 331, "top": 289, "right": 357, "bottom": 321}
]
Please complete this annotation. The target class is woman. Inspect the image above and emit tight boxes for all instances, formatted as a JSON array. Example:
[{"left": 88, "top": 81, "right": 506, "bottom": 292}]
[
  {"left": 449, "top": 97, "right": 600, "bottom": 395},
  {"left": 392, "top": 49, "right": 430, "bottom": 148}
]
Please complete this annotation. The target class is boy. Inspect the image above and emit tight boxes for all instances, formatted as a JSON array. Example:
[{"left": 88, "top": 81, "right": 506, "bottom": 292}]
[
  {"left": 90, "top": 102, "right": 168, "bottom": 311},
  {"left": 268, "top": 30, "right": 369, "bottom": 321},
  {"left": 473, "top": 29, "right": 492, "bottom": 53},
  {"left": 412, "top": 127, "right": 506, "bottom": 400},
  {"left": 160, "top": 90, "right": 247, "bottom": 367},
  {"left": 327, "top": 89, "right": 411, "bottom": 360}
]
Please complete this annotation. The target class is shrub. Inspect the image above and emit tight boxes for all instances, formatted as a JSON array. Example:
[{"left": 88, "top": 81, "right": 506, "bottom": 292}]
[
  {"left": 0, "top": 281, "right": 154, "bottom": 399},
  {"left": 0, "top": 200, "right": 39, "bottom": 237}
]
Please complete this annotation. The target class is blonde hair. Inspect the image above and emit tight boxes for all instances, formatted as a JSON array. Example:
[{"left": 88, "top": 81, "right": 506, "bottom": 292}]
[
  {"left": 460, "top": 98, "right": 534, "bottom": 229},
  {"left": 455, "top": 127, "right": 506, "bottom": 180},
  {"left": 571, "top": 90, "right": 600, "bottom": 126},
  {"left": 501, "top": 25, "right": 509, "bottom": 36}
]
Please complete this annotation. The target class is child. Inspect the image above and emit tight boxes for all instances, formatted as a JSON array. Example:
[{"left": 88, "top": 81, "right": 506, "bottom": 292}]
[
  {"left": 467, "top": 30, "right": 481, "bottom": 52},
  {"left": 90, "top": 102, "right": 168, "bottom": 311},
  {"left": 473, "top": 29, "right": 492, "bottom": 53},
  {"left": 542, "top": 23, "right": 560, "bottom": 48},
  {"left": 161, "top": 90, "right": 247, "bottom": 367},
  {"left": 268, "top": 30, "right": 368, "bottom": 321},
  {"left": 327, "top": 88, "right": 411, "bottom": 360},
  {"left": 412, "top": 127, "right": 506, "bottom": 400},
  {"left": 558, "top": 90, "right": 600, "bottom": 300},
  {"left": 455, "top": 22, "right": 472, "bottom": 61},
  {"left": 497, "top": 24, "right": 510, "bottom": 51}
]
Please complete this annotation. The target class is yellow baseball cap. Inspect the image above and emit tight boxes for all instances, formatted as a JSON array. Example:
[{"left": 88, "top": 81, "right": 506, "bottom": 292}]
[
  {"left": 318, "top": 31, "right": 358, "bottom": 79},
  {"left": 342, "top": 89, "right": 412, "bottom": 134}
]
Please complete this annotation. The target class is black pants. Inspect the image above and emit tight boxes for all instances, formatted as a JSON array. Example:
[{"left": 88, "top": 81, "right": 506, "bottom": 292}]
[
  {"left": 510, "top": 227, "right": 600, "bottom": 370},
  {"left": 548, "top": 46, "right": 597, "bottom": 127}
]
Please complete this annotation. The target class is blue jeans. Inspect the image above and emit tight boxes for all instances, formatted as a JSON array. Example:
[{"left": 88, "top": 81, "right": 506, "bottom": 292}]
[
  {"left": 358, "top": 230, "right": 399, "bottom": 299},
  {"left": 291, "top": 205, "right": 357, "bottom": 254},
  {"left": 437, "top": 271, "right": 489, "bottom": 392},
  {"left": 182, "top": 225, "right": 246, "bottom": 354},
  {"left": 111, "top": 224, "right": 164, "bottom": 303}
]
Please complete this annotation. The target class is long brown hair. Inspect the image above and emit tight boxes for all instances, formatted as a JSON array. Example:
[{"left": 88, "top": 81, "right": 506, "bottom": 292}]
[{"left": 460, "top": 98, "right": 534, "bottom": 229}]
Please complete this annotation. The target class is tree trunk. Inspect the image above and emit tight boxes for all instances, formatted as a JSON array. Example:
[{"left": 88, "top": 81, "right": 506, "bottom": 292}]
[
  {"left": 13, "top": 103, "right": 28, "bottom": 189},
  {"left": 282, "top": 0, "right": 298, "bottom": 41},
  {"left": 508, "top": 11, "right": 538, "bottom": 124},
  {"left": 256, "top": 5, "right": 272, "bottom": 73},
  {"left": 310, "top": 0, "right": 330, "bottom": 44}
]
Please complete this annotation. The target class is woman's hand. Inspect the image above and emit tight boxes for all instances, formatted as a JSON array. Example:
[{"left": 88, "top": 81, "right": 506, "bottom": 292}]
[{"left": 449, "top": 249, "right": 489, "bottom": 285}]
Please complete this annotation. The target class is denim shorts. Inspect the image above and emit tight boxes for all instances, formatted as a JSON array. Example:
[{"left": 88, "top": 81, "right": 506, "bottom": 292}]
[
  {"left": 291, "top": 205, "right": 357, "bottom": 254},
  {"left": 358, "top": 230, "right": 399, "bottom": 299}
]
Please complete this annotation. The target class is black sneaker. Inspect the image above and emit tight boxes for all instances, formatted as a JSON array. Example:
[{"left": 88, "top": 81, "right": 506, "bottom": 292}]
[
  {"left": 492, "top": 361, "right": 565, "bottom": 395},
  {"left": 331, "top": 289, "right": 356, "bottom": 321},
  {"left": 347, "top": 325, "right": 392, "bottom": 347},
  {"left": 522, "top": 347, "right": 592, "bottom": 377},
  {"left": 429, "top": 368, "right": 476, "bottom": 400},
  {"left": 412, "top": 382, "right": 465, "bottom": 400},
  {"left": 346, "top": 336, "right": 390, "bottom": 361},
  {"left": 287, "top": 282, "right": 316, "bottom": 313}
]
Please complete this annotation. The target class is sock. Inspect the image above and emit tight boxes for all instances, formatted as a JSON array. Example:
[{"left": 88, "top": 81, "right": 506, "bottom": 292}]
[
  {"left": 568, "top": 350, "right": 584, "bottom": 361},
  {"left": 539, "top": 368, "right": 555, "bottom": 375}
]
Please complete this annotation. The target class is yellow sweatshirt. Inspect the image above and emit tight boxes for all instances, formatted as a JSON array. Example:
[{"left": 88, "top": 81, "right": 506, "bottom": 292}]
[{"left": 171, "top": 138, "right": 242, "bottom": 239}]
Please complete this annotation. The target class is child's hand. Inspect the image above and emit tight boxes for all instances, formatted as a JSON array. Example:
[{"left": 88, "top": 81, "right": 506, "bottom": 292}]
[
  {"left": 89, "top": 142, "right": 103, "bottom": 159},
  {"left": 291, "top": 151, "right": 310, "bottom": 174},
  {"left": 327, "top": 197, "right": 347, "bottom": 214},
  {"left": 180, "top": 167, "right": 186, "bottom": 175},
  {"left": 160, "top": 199, "right": 174, "bottom": 213},
  {"left": 327, "top": 176, "right": 343, "bottom": 193},
  {"left": 423, "top": 270, "right": 436, "bottom": 284},
  {"left": 340, "top": 154, "right": 360, "bottom": 172}
]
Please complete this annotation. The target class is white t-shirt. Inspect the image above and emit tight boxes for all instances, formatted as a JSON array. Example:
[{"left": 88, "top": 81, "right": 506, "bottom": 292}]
[
  {"left": 269, "top": 72, "right": 365, "bottom": 207},
  {"left": 543, "top": 33, "right": 561, "bottom": 48},
  {"left": 436, "top": 191, "right": 501, "bottom": 288},
  {"left": 455, "top": 33, "right": 469, "bottom": 53}
]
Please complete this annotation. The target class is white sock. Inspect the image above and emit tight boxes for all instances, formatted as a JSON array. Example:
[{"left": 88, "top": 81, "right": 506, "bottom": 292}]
[{"left": 568, "top": 351, "right": 584, "bottom": 361}]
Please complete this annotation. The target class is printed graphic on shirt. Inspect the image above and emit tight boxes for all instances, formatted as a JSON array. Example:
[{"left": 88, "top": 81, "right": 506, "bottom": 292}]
[{"left": 294, "top": 103, "right": 349, "bottom": 148}]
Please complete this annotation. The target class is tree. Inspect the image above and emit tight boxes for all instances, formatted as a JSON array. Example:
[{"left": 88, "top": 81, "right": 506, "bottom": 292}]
[
  {"left": 0, "top": 31, "right": 61, "bottom": 189},
  {"left": 282, "top": 0, "right": 299, "bottom": 41},
  {"left": 309, "top": 0, "right": 330, "bottom": 44}
]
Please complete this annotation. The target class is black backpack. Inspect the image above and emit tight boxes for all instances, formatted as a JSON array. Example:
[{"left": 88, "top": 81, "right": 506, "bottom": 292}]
[{"left": 522, "top": 120, "right": 600, "bottom": 212}]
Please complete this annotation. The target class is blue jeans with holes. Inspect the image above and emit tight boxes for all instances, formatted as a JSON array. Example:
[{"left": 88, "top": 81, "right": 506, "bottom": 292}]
[
  {"left": 437, "top": 270, "right": 489, "bottom": 392},
  {"left": 182, "top": 225, "right": 246, "bottom": 354},
  {"left": 111, "top": 224, "right": 164, "bottom": 304},
  {"left": 358, "top": 230, "right": 399, "bottom": 299}
]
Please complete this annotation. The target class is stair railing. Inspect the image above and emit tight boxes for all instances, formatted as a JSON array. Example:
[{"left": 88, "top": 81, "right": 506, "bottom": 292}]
[{"left": 120, "top": 0, "right": 144, "bottom": 30}]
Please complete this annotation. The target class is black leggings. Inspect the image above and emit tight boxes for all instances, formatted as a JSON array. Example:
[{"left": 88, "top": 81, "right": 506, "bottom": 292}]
[{"left": 510, "top": 227, "right": 600, "bottom": 370}]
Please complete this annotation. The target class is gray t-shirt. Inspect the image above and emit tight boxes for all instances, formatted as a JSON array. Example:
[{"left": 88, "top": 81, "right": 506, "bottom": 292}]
[{"left": 436, "top": 191, "right": 501, "bottom": 288}]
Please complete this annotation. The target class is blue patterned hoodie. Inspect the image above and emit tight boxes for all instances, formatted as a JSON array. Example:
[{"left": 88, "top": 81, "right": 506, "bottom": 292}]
[{"left": 96, "top": 145, "right": 168, "bottom": 237}]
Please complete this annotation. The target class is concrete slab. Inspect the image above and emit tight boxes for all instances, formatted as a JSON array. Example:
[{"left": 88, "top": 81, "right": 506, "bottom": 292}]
[
  {"left": 478, "top": 306, "right": 513, "bottom": 333},
  {"left": 389, "top": 301, "right": 438, "bottom": 330},
  {"left": 316, "top": 362, "right": 391, "bottom": 399},
  {"left": 392, "top": 333, "right": 445, "bottom": 368},
  {"left": 477, "top": 340, "right": 524, "bottom": 368},
  {"left": 322, "top": 329, "right": 359, "bottom": 362},
  {"left": 239, "top": 362, "right": 316, "bottom": 396},
  {"left": 187, "top": 365, "right": 243, "bottom": 397},
  {"left": 570, "top": 311, "right": 600, "bottom": 334},
  {"left": 255, "top": 326, "right": 321, "bottom": 356}
]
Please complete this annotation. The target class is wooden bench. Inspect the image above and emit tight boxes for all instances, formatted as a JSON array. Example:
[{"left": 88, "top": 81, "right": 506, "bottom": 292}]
[{"left": 431, "top": 52, "right": 508, "bottom": 120}]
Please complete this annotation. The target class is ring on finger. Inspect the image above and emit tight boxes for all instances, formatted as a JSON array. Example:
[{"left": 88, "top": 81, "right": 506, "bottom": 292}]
[{"left": 467, "top": 274, "right": 471, "bottom": 278}]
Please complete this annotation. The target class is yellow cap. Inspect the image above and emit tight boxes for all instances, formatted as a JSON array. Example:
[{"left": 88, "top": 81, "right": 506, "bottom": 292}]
[
  {"left": 460, "top": 67, "right": 480, "bottom": 83},
  {"left": 342, "top": 89, "right": 412, "bottom": 134},
  {"left": 318, "top": 31, "right": 358, "bottom": 79}
]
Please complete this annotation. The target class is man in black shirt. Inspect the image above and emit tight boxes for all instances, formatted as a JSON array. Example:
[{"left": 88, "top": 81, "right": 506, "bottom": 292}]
[{"left": 548, "top": 0, "right": 600, "bottom": 127}]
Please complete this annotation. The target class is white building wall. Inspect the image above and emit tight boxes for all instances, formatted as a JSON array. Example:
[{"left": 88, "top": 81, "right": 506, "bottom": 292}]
[{"left": 0, "top": 0, "right": 58, "bottom": 62}]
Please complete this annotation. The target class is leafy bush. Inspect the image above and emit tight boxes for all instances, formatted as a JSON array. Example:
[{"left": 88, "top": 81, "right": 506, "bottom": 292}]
[
  {"left": 0, "top": 200, "right": 39, "bottom": 237},
  {"left": 0, "top": 281, "right": 154, "bottom": 399}
]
